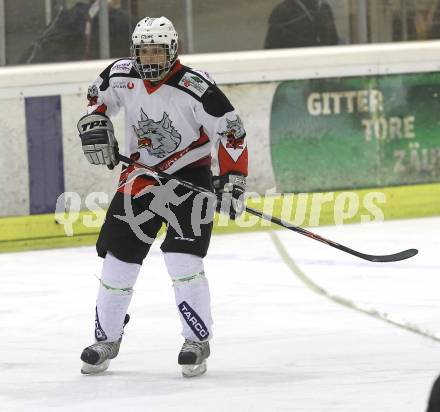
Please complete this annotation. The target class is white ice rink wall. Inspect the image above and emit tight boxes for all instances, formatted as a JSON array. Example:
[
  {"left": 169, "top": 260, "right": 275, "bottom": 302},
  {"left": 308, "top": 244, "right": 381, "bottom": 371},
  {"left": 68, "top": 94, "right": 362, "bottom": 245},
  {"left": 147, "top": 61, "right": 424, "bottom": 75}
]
[{"left": 1, "top": 42, "right": 440, "bottom": 250}]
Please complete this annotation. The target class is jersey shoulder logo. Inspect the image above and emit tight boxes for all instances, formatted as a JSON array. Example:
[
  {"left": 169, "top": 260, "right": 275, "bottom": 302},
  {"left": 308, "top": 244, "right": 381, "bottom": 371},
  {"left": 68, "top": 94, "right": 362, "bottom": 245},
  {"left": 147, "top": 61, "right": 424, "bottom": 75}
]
[
  {"left": 110, "top": 60, "right": 133, "bottom": 75},
  {"left": 218, "top": 116, "right": 246, "bottom": 149},
  {"left": 178, "top": 72, "right": 210, "bottom": 97},
  {"left": 191, "top": 69, "right": 216, "bottom": 84},
  {"left": 133, "top": 109, "right": 182, "bottom": 158}
]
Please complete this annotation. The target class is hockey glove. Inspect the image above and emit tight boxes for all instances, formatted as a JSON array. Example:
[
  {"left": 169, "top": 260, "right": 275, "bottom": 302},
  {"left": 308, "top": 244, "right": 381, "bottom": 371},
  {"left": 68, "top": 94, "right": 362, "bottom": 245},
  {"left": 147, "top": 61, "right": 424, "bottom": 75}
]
[
  {"left": 213, "top": 173, "right": 246, "bottom": 220},
  {"left": 77, "top": 113, "right": 119, "bottom": 169}
]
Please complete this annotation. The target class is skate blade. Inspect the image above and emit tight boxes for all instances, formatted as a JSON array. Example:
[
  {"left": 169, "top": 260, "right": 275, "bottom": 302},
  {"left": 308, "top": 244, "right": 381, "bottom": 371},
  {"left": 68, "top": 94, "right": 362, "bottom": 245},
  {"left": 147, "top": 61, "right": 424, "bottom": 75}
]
[
  {"left": 81, "top": 359, "right": 110, "bottom": 375},
  {"left": 181, "top": 360, "right": 207, "bottom": 378}
]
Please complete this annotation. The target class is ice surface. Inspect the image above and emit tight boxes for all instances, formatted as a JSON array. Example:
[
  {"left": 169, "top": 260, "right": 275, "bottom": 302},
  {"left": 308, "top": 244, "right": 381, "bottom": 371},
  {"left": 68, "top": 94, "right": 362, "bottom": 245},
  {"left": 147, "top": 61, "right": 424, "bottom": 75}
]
[{"left": 0, "top": 217, "right": 439, "bottom": 411}]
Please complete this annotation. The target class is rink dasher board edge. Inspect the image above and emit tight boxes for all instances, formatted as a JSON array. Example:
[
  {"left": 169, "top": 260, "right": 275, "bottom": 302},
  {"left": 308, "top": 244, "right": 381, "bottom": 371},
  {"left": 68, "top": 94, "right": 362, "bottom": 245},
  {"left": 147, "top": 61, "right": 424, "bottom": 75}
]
[{"left": 0, "top": 182, "right": 439, "bottom": 253}]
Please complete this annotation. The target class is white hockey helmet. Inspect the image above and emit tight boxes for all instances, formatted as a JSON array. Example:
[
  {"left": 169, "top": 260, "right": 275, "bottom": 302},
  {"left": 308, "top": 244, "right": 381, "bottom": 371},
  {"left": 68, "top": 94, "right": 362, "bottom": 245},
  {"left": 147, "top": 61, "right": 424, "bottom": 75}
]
[{"left": 131, "top": 16, "right": 179, "bottom": 82}]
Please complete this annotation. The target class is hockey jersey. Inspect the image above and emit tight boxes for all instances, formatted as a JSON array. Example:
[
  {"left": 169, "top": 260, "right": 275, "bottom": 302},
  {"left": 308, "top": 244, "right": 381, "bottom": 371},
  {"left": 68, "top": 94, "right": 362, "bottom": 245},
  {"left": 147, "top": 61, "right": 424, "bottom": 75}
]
[{"left": 86, "top": 58, "right": 248, "bottom": 195}]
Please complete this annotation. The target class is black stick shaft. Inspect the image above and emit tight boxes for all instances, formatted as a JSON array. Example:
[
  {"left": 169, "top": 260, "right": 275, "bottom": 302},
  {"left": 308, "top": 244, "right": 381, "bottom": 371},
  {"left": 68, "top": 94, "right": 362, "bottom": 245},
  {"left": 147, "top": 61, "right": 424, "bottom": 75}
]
[{"left": 116, "top": 153, "right": 418, "bottom": 263}]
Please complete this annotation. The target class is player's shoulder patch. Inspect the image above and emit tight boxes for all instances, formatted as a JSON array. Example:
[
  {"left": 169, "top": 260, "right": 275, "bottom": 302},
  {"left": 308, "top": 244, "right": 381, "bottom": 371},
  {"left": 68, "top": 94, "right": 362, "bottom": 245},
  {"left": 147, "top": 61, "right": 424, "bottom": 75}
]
[
  {"left": 189, "top": 69, "right": 216, "bottom": 85},
  {"left": 177, "top": 70, "right": 211, "bottom": 98},
  {"left": 167, "top": 65, "right": 232, "bottom": 116},
  {"left": 109, "top": 59, "right": 133, "bottom": 76}
]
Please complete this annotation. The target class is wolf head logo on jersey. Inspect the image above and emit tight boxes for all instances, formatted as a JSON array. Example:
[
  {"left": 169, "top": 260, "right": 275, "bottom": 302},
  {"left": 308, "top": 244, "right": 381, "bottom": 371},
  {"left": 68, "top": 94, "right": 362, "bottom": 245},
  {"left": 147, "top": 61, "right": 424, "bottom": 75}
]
[
  {"left": 133, "top": 109, "right": 182, "bottom": 158},
  {"left": 218, "top": 116, "right": 246, "bottom": 149}
]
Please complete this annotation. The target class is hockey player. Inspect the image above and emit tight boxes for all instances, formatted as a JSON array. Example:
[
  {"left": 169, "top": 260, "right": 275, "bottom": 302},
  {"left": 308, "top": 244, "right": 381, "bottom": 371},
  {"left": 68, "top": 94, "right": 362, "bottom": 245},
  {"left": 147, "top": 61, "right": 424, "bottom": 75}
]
[{"left": 77, "top": 16, "right": 248, "bottom": 377}]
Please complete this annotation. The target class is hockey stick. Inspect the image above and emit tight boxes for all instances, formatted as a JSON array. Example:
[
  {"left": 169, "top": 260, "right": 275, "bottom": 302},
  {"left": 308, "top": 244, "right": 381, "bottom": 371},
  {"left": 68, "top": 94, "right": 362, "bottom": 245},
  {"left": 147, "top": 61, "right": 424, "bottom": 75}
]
[{"left": 116, "top": 153, "right": 418, "bottom": 263}]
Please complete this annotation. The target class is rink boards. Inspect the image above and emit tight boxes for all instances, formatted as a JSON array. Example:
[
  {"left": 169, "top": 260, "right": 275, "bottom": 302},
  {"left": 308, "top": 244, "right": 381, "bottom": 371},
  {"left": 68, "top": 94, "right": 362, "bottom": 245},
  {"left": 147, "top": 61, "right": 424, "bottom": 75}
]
[
  {"left": 1, "top": 182, "right": 439, "bottom": 253},
  {"left": 1, "top": 42, "right": 440, "bottom": 251}
]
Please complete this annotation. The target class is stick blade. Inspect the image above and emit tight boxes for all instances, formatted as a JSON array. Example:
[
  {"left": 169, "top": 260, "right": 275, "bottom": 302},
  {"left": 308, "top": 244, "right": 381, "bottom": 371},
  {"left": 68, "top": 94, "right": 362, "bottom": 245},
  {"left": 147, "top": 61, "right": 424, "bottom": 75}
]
[{"left": 363, "top": 248, "right": 418, "bottom": 263}]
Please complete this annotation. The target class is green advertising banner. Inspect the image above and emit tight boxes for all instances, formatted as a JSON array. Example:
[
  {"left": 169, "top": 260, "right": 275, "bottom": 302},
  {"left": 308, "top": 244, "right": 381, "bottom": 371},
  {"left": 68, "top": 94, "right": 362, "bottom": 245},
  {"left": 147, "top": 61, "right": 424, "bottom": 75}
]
[{"left": 270, "top": 73, "right": 440, "bottom": 192}]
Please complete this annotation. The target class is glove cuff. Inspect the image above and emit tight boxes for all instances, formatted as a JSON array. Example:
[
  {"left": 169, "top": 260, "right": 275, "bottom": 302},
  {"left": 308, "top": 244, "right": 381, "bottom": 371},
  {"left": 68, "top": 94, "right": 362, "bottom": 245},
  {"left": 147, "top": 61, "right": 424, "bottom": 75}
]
[{"left": 213, "top": 172, "right": 246, "bottom": 193}]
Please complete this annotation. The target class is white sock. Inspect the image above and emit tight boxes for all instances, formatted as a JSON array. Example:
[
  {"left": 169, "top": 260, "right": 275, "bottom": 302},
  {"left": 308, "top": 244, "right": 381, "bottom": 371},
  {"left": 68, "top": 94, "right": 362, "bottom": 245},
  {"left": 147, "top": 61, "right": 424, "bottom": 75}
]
[
  {"left": 163, "top": 252, "right": 213, "bottom": 341},
  {"left": 95, "top": 252, "right": 141, "bottom": 342}
]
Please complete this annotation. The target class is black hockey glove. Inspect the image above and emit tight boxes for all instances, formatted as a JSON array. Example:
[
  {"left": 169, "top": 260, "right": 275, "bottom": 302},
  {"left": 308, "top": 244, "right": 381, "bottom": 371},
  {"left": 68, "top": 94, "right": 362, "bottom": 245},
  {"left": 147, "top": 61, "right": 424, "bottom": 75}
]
[
  {"left": 213, "top": 173, "right": 246, "bottom": 220},
  {"left": 77, "top": 112, "right": 119, "bottom": 170}
]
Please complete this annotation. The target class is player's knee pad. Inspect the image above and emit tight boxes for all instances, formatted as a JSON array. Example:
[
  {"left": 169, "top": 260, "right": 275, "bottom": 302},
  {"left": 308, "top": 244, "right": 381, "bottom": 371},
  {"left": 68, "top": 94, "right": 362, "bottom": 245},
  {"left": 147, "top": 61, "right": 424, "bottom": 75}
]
[
  {"left": 163, "top": 252, "right": 205, "bottom": 283},
  {"left": 100, "top": 252, "right": 141, "bottom": 293}
]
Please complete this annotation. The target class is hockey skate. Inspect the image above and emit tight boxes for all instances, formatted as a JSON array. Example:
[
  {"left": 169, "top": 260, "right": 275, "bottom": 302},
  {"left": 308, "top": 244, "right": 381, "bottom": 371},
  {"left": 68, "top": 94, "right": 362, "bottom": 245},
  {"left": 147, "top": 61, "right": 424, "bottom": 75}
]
[
  {"left": 178, "top": 339, "right": 210, "bottom": 378},
  {"left": 80, "top": 314, "right": 129, "bottom": 375}
]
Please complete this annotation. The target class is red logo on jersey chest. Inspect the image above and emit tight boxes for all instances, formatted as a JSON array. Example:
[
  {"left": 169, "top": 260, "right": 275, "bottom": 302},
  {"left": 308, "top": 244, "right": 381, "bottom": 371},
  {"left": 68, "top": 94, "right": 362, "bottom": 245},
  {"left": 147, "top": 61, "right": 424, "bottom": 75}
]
[{"left": 127, "top": 82, "right": 134, "bottom": 90}]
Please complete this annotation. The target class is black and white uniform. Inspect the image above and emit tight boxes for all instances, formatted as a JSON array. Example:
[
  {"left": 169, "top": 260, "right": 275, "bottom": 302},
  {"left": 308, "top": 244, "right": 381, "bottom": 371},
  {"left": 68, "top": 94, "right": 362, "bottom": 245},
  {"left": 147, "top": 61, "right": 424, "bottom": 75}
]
[{"left": 86, "top": 58, "right": 248, "bottom": 343}]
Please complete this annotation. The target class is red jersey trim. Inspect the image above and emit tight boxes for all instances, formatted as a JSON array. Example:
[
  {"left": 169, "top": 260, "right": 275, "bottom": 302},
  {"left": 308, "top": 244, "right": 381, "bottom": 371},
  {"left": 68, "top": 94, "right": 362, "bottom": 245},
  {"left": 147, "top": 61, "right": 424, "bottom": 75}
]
[
  {"left": 153, "top": 127, "right": 209, "bottom": 172},
  {"left": 218, "top": 144, "right": 248, "bottom": 177},
  {"left": 94, "top": 104, "right": 107, "bottom": 113},
  {"left": 143, "top": 60, "right": 183, "bottom": 94}
]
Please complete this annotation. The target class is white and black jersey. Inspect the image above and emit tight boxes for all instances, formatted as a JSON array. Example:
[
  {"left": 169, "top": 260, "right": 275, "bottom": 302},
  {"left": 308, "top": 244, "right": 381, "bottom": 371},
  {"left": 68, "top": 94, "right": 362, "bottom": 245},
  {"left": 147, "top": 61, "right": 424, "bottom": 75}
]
[{"left": 87, "top": 58, "right": 248, "bottom": 195}]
